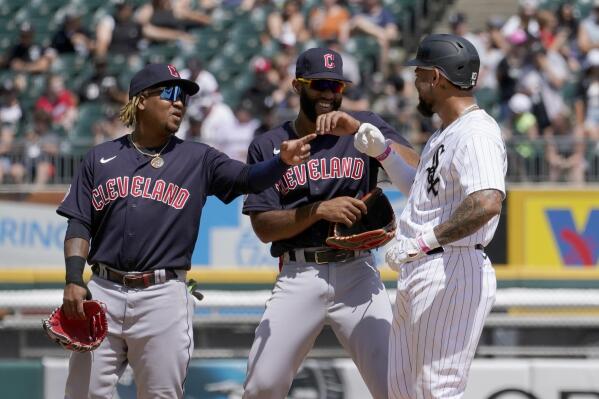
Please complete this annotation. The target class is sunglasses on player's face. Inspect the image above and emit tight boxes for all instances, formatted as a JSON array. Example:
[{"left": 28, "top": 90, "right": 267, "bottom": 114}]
[
  {"left": 146, "top": 85, "right": 188, "bottom": 105},
  {"left": 297, "top": 78, "right": 347, "bottom": 94}
]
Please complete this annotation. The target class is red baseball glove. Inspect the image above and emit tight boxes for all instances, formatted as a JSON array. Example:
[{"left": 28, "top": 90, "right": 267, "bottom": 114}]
[
  {"left": 326, "top": 187, "right": 397, "bottom": 251},
  {"left": 42, "top": 300, "right": 108, "bottom": 352}
]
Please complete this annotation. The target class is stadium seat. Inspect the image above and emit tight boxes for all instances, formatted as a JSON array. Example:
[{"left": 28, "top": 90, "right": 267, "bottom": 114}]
[
  {"left": 259, "top": 40, "right": 280, "bottom": 58},
  {"left": 345, "top": 35, "right": 380, "bottom": 77},
  {"left": 73, "top": 102, "right": 104, "bottom": 141},
  {"left": 220, "top": 84, "right": 241, "bottom": 109},
  {"left": 475, "top": 87, "right": 500, "bottom": 118},
  {"left": 232, "top": 70, "right": 255, "bottom": 93}
]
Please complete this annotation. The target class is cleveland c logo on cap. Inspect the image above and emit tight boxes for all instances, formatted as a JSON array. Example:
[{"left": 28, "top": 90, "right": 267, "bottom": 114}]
[
  {"left": 323, "top": 54, "right": 335, "bottom": 69},
  {"left": 167, "top": 64, "right": 180, "bottom": 78}
]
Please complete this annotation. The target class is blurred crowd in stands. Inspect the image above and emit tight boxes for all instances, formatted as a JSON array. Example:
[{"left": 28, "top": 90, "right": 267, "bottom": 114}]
[{"left": 0, "top": 0, "right": 598, "bottom": 186}]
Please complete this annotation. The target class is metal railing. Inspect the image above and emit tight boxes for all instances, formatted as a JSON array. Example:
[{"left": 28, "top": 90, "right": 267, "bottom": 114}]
[{"left": 1, "top": 137, "right": 598, "bottom": 187}]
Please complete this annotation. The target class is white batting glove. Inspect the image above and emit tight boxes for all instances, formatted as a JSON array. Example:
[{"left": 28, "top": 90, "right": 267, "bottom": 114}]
[
  {"left": 354, "top": 123, "right": 388, "bottom": 158},
  {"left": 385, "top": 230, "right": 440, "bottom": 271}
]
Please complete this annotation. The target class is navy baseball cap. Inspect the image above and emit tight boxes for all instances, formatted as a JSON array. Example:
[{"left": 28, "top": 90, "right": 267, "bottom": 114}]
[
  {"left": 128, "top": 63, "right": 200, "bottom": 99},
  {"left": 295, "top": 48, "right": 352, "bottom": 83}
]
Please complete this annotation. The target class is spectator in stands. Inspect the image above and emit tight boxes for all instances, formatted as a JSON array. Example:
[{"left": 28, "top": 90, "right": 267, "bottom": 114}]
[
  {"left": 449, "top": 12, "right": 485, "bottom": 58},
  {"left": 0, "top": 124, "right": 25, "bottom": 184},
  {"left": 95, "top": 1, "right": 145, "bottom": 59},
  {"left": 577, "top": 0, "right": 599, "bottom": 56},
  {"left": 555, "top": 2, "right": 581, "bottom": 72},
  {"left": 173, "top": 0, "right": 213, "bottom": 26},
  {"left": 193, "top": 93, "right": 238, "bottom": 156},
  {"left": 180, "top": 57, "right": 219, "bottom": 100},
  {"left": 537, "top": 10, "right": 570, "bottom": 60},
  {"left": 230, "top": 101, "right": 260, "bottom": 161},
  {"left": 267, "top": 0, "right": 309, "bottom": 48},
  {"left": 506, "top": 93, "right": 540, "bottom": 181},
  {"left": 50, "top": 10, "right": 95, "bottom": 56},
  {"left": 496, "top": 32, "right": 531, "bottom": 122},
  {"left": 200, "top": 0, "right": 257, "bottom": 11},
  {"left": 5, "top": 22, "right": 55, "bottom": 74},
  {"left": 20, "top": 111, "right": 61, "bottom": 186},
  {"left": 78, "top": 58, "right": 128, "bottom": 105},
  {"left": 253, "top": 104, "right": 278, "bottom": 137},
  {"left": 450, "top": 12, "right": 503, "bottom": 114},
  {"left": 92, "top": 107, "right": 128, "bottom": 145},
  {"left": 557, "top": 1, "right": 580, "bottom": 46},
  {"left": 476, "top": 17, "right": 508, "bottom": 109},
  {"left": 243, "top": 56, "right": 279, "bottom": 116},
  {"left": 519, "top": 42, "right": 569, "bottom": 136},
  {"left": 372, "top": 73, "right": 406, "bottom": 120},
  {"left": 35, "top": 74, "right": 78, "bottom": 131},
  {"left": 339, "top": 0, "right": 398, "bottom": 77},
  {"left": 0, "top": 86, "right": 22, "bottom": 128},
  {"left": 135, "top": 0, "right": 198, "bottom": 44},
  {"left": 574, "top": 49, "right": 599, "bottom": 154},
  {"left": 177, "top": 57, "right": 219, "bottom": 139},
  {"left": 545, "top": 121, "right": 587, "bottom": 183},
  {"left": 326, "top": 39, "right": 361, "bottom": 85},
  {"left": 309, "top": 0, "right": 350, "bottom": 41},
  {"left": 181, "top": 113, "right": 203, "bottom": 141},
  {"left": 502, "top": 0, "right": 540, "bottom": 40}
]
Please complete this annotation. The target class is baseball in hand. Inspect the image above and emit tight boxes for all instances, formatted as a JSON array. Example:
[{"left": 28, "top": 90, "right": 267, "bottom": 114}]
[{"left": 354, "top": 123, "right": 388, "bottom": 158}]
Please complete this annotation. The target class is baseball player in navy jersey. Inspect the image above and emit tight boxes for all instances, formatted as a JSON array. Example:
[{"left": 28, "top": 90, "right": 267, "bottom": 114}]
[
  {"left": 352, "top": 34, "right": 507, "bottom": 398},
  {"left": 241, "top": 48, "right": 419, "bottom": 399},
  {"left": 56, "top": 63, "right": 315, "bottom": 399}
]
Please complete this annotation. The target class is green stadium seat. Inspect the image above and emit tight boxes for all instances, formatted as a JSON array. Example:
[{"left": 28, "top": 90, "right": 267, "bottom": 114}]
[
  {"left": 258, "top": 40, "right": 280, "bottom": 58},
  {"left": 73, "top": 102, "right": 104, "bottom": 141},
  {"left": 229, "top": 20, "right": 259, "bottom": 42},
  {"left": 219, "top": 84, "right": 241, "bottom": 109},
  {"left": 248, "top": 6, "right": 272, "bottom": 30},
  {"left": 143, "top": 43, "right": 179, "bottom": 64},
  {"left": 345, "top": 35, "right": 379, "bottom": 76},
  {"left": 474, "top": 87, "right": 499, "bottom": 118},
  {"left": 51, "top": 54, "right": 87, "bottom": 78}
]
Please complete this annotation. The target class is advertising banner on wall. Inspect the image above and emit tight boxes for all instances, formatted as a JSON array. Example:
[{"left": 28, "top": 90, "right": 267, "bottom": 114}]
[
  {"left": 192, "top": 187, "right": 407, "bottom": 267},
  {"left": 0, "top": 188, "right": 408, "bottom": 269},
  {"left": 508, "top": 189, "right": 599, "bottom": 271},
  {"left": 0, "top": 201, "right": 66, "bottom": 267}
]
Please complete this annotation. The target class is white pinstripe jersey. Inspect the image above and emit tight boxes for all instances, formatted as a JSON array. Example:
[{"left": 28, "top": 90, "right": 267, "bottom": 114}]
[{"left": 397, "top": 109, "right": 506, "bottom": 247}]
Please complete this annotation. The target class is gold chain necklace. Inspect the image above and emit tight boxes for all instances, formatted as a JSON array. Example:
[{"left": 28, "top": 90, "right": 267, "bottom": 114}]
[{"left": 129, "top": 134, "right": 171, "bottom": 169}]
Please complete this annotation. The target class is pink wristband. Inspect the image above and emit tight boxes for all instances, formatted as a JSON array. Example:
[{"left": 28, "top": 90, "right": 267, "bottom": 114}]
[
  {"left": 416, "top": 236, "right": 431, "bottom": 253},
  {"left": 375, "top": 146, "right": 391, "bottom": 161}
]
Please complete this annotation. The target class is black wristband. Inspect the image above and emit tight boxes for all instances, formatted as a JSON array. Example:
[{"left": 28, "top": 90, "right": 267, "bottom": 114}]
[
  {"left": 65, "top": 256, "right": 86, "bottom": 286},
  {"left": 246, "top": 155, "right": 288, "bottom": 192}
]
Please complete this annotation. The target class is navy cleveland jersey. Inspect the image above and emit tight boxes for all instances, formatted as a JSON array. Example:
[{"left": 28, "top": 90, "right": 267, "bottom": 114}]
[
  {"left": 58, "top": 135, "right": 245, "bottom": 272},
  {"left": 242, "top": 111, "right": 410, "bottom": 257}
]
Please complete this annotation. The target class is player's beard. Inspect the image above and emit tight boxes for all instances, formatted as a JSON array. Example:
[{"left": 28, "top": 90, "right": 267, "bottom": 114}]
[
  {"left": 299, "top": 90, "right": 342, "bottom": 122},
  {"left": 417, "top": 95, "right": 435, "bottom": 117}
]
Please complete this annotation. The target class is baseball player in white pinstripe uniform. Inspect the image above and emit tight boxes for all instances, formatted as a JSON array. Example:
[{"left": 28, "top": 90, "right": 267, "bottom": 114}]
[{"left": 353, "top": 34, "right": 506, "bottom": 398}]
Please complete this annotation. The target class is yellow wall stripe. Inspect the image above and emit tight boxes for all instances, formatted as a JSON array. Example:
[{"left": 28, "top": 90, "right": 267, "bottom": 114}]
[{"left": 2, "top": 266, "right": 599, "bottom": 284}]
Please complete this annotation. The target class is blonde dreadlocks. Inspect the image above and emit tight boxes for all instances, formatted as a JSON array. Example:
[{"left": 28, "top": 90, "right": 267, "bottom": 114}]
[{"left": 119, "top": 95, "right": 142, "bottom": 127}]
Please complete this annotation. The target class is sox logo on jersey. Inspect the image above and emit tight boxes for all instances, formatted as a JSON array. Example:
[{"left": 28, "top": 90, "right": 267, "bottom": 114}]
[
  {"left": 425, "top": 144, "right": 444, "bottom": 196},
  {"left": 389, "top": 109, "right": 507, "bottom": 399}
]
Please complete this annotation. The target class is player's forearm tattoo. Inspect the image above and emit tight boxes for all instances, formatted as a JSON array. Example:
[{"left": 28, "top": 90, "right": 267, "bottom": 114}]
[{"left": 434, "top": 189, "right": 503, "bottom": 246}]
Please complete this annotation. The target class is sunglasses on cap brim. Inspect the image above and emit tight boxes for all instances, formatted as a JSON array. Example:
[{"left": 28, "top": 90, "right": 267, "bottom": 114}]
[
  {"left": 145, "top": 85, "right": 189, "bottom": 105},
  {"left": 296, "top": 78, "right": 347, "bottom": 94}
]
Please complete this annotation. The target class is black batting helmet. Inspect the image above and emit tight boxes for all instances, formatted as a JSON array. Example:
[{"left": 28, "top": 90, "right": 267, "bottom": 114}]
[{"left": 405, "top": 34, "right": 480, "bottom": 90}]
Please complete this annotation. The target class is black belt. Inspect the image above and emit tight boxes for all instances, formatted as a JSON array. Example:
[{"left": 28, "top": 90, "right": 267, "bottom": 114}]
[
  {"left": 91, "top": 265, "right": 179, "bottom": 288},
  {"left": 287, "top": 248, "right": 368, "bottom": 264},
  {"left": 427, "top": 244, "right": 485, "bottom": 255}
]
